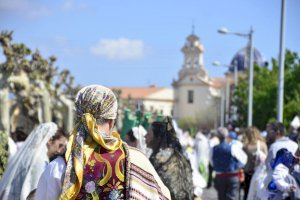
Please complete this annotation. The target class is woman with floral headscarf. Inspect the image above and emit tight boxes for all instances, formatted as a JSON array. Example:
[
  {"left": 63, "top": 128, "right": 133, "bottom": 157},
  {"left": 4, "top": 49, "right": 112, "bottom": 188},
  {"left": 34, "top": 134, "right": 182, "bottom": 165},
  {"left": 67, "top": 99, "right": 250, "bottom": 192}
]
[{"left": 36, "top": 85, "right": 170, "bottom": 200}]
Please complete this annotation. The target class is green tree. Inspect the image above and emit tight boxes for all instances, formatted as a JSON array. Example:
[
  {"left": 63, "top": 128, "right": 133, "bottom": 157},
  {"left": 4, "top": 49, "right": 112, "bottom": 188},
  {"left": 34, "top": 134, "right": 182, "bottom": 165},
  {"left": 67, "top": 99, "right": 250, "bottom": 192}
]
[
  {"left": 234, "top": 50, "right": 300, "bottom": 129},
  {"left": 0, "top": 131, "right": 8, "bottom": 178}
]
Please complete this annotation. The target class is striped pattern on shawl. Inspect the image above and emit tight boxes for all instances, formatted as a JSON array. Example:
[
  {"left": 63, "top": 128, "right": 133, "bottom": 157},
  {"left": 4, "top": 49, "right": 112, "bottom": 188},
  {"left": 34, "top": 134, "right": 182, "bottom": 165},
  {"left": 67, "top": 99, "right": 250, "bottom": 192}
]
[{"left": 125, "top": 145, "right": 171, "bottom": 200}]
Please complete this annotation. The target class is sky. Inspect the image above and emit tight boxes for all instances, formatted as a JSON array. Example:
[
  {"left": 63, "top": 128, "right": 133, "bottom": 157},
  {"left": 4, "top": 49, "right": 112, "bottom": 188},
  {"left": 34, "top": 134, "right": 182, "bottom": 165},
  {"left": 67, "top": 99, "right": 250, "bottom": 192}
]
[{"left": 0, "top": 0, "right": 299, "bottom": 87}]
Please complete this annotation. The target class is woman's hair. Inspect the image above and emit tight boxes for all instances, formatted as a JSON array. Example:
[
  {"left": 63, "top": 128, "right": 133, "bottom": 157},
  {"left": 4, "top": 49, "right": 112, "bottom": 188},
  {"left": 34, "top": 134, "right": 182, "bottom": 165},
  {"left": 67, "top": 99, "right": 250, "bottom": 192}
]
[
  {"left": 26, "top": 189, "right": 36, "bottom": 200},
  {"left": 216, "top": 127, "right": 228, "bottom": 141},
  {"left": 269, "top": 122, "right": 286, "bottom": 136},
  {"left": 243, "top": 127, "right": 264, "bottom": 145},
  {"left": 11, "top": 128, "right": 27, "bottom": 142},
  {"left": 151, "top": 117, "right": 182, "bottom": 154},
  {"left": 50, "top": 128, "right": 68, "bottom": 141},
  {"left": 126, "top": 129, "right": 137, "bottom": 143}
]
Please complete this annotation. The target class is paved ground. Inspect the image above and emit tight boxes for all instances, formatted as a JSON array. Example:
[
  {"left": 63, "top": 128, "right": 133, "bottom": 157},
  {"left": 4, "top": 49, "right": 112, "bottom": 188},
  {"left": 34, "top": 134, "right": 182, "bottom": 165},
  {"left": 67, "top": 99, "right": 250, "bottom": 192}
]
[
  {"left": 202, "top": 187, "right": 245, "bottom": 200},
  {"left": 202, "top": 187, "right": 218, "bottom": 200}
]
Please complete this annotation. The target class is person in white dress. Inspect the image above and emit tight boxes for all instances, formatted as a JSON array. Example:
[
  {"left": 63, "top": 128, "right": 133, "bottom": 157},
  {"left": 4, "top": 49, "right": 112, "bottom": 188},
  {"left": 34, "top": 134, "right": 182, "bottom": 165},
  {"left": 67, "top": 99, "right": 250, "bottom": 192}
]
[
  {"left": 194, "top": 131, "right": 210, "bottom": 185},
  {"left": 0, "top": 123, "right": 68, "bottom": 200}
]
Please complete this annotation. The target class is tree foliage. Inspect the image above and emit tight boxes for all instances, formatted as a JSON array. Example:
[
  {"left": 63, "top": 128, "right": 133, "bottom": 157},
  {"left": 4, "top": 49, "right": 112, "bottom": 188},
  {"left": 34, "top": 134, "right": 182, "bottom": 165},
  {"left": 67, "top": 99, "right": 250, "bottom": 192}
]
[
  {"left": 0, "top": 131, "right": 8, "bottom": 179},
  {"left": 0, "top": 30, "right": 81, "bottom": 134},
  {"left": 0, "top": 31, "right": 80, "bottom": 100},
  {"left": 233, "top": 50, "right": 300, "bottom": 129}
]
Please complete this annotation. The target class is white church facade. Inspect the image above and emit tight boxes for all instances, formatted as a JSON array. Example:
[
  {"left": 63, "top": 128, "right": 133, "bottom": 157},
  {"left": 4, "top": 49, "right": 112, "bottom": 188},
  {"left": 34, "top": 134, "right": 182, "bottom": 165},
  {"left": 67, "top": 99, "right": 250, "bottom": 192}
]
[
  {"left": 113, "top": 30, "right": 266, "bottom": 129},
  {"left": 173, "top": 33, "right": 225, "bottom": 128}
]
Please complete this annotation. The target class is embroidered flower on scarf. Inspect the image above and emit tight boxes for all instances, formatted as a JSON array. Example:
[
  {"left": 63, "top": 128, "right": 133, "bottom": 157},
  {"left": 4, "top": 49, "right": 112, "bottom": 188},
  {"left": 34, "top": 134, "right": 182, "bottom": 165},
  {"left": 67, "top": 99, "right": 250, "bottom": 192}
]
[
  {"left": 88, "top": 159, "right": 96, "bottom": 167},
  {"left": 104, "top": 179, "right": 124, "bottom": 192},
  {"left": 85, "top": 181, "right": 96, "bottom": 193},
  {"left": 108, "top": 189, "right": 121, "bottom": 200}
]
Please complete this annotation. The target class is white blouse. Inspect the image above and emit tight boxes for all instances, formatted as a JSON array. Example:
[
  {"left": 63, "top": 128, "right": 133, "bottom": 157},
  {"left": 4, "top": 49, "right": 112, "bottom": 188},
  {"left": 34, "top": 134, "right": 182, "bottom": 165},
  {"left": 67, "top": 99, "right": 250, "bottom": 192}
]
[{"left": 36, "top": 157, "right": 66, "bottom": 200}]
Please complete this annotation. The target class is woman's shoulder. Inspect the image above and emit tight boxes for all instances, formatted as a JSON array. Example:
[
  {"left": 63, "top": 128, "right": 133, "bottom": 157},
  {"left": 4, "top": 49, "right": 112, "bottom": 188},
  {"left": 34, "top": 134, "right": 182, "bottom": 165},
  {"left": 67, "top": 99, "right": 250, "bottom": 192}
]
[
  {"left": 258, "top": 140, "right": 268, "bottom": 153},
  {"left": 123, "top": 143, "right": 151, "bottom": 164},
  {"left": 127, "top": 145, "right": 151, "bottom": 164},
  {"left": 47, "top": 156, "right": 67, "bottom": 177},
  {"left": 124, "top": 143, "right": 147, "bottom": 156},
  {"left": 49, "top": 156, "right": 66, "bottom": 166},
  {"left": 153, "top": 148, "right": 174, "bottom": 164},
  {"left": 124, "top": 144, "right": 171, "bottom": 199}
]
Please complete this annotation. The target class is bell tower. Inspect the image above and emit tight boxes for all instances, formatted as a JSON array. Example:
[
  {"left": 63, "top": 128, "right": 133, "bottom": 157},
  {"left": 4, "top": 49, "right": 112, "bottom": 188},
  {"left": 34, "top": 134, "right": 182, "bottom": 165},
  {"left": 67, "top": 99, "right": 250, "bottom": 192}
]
[
  {"left": 173, "top": 29, "right": 215, "bottom": 121},
  {"left": 182, "top": 35, "right": 204, "bottom": 68},
  {"left": 178, "top": 31, "right": 208, "bottom": 81}
]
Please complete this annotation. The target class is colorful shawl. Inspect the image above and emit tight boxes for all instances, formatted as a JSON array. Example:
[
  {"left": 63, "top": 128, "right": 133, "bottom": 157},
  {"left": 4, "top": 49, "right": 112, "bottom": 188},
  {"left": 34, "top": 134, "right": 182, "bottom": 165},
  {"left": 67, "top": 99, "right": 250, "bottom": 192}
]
[
  {"left": 59, "top": 113, "right": 123, "bottom": 199},
  {"left": 60, "top": 115, "right": 171, "bottom": 200},
  {"left": 60, "top": 85, "right": 121, "bottom": 199},
  {"left": 60, "top": 85, "right": 170, "bottom": 200}
]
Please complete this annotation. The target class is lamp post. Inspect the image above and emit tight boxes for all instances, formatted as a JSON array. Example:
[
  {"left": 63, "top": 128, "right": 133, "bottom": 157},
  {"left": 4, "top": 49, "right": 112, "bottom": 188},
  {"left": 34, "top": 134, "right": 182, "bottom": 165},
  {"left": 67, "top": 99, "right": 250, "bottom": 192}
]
[
  {"left": 213, "top": 61, "right": 238, "bottom": 126},
  {"left": 220, "top": 89, "right": 225, "bottom": 127},
  {"left": 277, "top": 0, "right": 286, "bottom": 122},
  {"left": 218, "top": 27, "right": 254, "bottom": 127}
]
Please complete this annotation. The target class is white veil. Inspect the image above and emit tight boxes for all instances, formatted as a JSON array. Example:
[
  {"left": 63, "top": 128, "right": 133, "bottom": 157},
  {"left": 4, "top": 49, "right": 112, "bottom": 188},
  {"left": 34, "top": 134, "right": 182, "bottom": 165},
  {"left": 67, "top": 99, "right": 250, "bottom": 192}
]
[
  {"left": 0, "top": 122, "right": 58, "bottom": 200},
  {"left": 132, "top": 125, "right": 152, "bottom": 157}
]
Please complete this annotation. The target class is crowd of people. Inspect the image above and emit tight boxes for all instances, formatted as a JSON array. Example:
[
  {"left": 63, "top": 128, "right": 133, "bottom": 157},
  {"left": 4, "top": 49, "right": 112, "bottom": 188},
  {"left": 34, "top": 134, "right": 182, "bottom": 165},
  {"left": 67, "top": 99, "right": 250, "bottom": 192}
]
[{"left": 0, "top": 84, "right": 300, "bottom": 200}]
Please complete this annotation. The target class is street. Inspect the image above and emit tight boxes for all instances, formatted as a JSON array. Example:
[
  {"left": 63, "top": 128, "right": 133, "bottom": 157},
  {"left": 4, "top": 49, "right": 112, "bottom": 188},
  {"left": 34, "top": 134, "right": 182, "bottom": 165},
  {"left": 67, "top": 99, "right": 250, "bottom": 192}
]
[{"left": 202, "top": 187, "right": 218, "bottom": 200}]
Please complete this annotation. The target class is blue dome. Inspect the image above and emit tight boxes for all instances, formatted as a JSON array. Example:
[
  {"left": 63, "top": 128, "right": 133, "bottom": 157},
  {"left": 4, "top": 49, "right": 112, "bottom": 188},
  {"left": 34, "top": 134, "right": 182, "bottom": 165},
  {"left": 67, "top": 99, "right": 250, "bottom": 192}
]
[{"left": 229, "top": 47, "right": 265, "bottom": 72}]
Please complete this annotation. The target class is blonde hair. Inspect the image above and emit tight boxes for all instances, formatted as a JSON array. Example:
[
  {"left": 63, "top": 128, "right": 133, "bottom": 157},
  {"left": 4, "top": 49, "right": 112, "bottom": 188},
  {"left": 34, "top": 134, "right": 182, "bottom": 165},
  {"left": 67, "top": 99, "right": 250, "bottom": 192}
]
[{"left": 243, "top": 127, "right": 264, "bottom": 145}]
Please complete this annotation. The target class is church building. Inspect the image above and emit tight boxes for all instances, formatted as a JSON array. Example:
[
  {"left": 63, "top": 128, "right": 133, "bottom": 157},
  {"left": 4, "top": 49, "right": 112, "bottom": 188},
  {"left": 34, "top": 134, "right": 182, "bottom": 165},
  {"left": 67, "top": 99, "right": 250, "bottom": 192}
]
[{"left": 172, "top": 33, "right": 225, "bottom": 128}]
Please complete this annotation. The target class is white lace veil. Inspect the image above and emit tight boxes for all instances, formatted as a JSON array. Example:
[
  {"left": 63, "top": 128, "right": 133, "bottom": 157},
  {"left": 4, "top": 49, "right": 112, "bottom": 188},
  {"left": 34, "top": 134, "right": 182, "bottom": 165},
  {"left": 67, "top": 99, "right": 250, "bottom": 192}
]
[
  {"left": 132, "top": 125, "right": 147, "bottom": 151},
  {"left": 132, "top": 125, "right": 152, "bottom": 158},
  {"left": 0, "top": 122, "right": 58, "bottom": 200}
]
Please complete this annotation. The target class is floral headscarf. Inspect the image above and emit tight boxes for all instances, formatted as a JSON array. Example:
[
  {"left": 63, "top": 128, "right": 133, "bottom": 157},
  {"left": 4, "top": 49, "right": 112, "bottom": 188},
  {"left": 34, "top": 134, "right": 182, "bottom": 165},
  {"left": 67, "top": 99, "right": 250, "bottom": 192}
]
[
  {"left": 60, "top": 85, "right": 122, "bottom": 200},
  {"left": 75, "top": 85, "right": 118, "bottom": 121}
]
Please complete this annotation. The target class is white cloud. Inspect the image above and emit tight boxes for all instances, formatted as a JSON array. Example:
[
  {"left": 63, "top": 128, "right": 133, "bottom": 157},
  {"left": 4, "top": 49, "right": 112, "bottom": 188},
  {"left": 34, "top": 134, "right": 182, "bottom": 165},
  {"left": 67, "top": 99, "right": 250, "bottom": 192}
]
[
  {"left": 0, "top": 0, "right": 50, "bottom": 19},
  {"left": 90, "top": 38, "right": 145, "bottom": 61}
]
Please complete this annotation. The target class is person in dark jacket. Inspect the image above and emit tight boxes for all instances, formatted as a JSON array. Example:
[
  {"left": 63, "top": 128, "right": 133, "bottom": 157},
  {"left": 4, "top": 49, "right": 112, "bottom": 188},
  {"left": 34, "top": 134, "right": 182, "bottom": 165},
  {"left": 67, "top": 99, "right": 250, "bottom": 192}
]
[{"left": 212, "top": 127, "right": 248, "bottom": 200}]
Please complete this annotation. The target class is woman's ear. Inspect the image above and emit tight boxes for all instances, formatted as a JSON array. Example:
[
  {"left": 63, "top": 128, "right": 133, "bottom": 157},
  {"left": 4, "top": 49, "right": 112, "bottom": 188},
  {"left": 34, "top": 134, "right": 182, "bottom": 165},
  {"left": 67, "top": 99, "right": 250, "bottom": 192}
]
[
  {"left": 46, "top": 139, "right": 53, "bottom": 147},
  {"left": 108, "top": 119, "right": 115, "bottom": 130}
]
